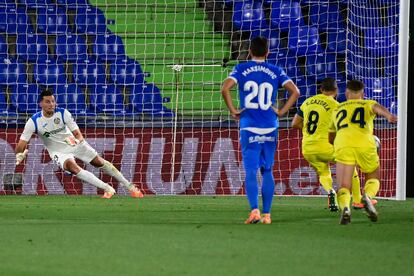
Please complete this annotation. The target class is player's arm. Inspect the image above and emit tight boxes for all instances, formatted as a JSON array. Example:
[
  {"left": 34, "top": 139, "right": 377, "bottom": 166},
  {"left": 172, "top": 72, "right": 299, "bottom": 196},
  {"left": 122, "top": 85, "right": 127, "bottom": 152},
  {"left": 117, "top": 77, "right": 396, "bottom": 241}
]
[
  {"left": 221, "top": 78, "right": 242, "bottom": 120},
  {"left": 372, "top": 103, "right": 398, "bottom": 123},
  {"left": 291, "top": 108, "right": 304, "bottom": 129},
  {"left": 277, "top": 81, "right": 300, "bottom": 117},
  {"left": 64, "top": 109, "right": 85, "bottom": 143},
  {"left": 15, "top": 119, "right": 35, "bottom": 164}
]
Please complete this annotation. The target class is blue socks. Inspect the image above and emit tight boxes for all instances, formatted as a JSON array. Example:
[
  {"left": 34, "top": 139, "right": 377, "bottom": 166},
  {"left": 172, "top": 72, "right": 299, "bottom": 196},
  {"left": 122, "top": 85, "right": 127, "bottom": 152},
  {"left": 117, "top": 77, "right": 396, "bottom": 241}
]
[
  {"left": 261, "top": 168, "right": 275, "bottom": 214},
  {"left": 245, "top": 168, "right": 275, "bottom": 213},
  {"left": 245, "top": 169, "right": 259, "bottom": 210}
]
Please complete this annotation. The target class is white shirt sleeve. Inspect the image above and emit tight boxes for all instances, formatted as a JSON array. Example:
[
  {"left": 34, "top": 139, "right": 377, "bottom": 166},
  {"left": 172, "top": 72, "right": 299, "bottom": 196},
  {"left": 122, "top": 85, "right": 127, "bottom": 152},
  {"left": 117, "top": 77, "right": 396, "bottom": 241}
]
[
  {"left": 64, "top": 109, "right": 79, "bottom": 132},
  {"left": 20, "top": 119, "right": 35, "bottom": 141}
]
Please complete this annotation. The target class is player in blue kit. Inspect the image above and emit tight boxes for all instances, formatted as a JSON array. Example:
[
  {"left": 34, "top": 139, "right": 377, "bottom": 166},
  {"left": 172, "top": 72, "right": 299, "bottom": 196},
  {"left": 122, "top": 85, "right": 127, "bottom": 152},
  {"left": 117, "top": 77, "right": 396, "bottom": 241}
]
[{"left": 221, "top": 37, "right": 300, "bottom": 224}]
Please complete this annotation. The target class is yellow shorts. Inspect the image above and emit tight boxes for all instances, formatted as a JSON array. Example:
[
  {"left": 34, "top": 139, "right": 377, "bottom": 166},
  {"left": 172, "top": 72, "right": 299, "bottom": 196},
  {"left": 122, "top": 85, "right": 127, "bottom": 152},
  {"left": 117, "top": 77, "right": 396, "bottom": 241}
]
[
  {"left": 303, "top": 149, "right": 334, "bottom": 177},
  {"left": 334, "top": 147, "right": 379, "bottom": 173}
]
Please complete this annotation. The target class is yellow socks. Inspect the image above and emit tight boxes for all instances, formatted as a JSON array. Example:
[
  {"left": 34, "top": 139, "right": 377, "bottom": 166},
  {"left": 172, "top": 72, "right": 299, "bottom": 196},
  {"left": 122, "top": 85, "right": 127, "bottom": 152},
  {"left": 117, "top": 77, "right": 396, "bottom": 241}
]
[
  {"left": 337, "top": 188, "right": 351, "bottom": 210},
  {"left": 319, "top": 174, "right": 333, "bottom": 193},
  {"left": 364, "top": 178, "right": 380, "bottom": 198},
  {"left": 351, "top": 170, "right": 362, "bottom": 204}
]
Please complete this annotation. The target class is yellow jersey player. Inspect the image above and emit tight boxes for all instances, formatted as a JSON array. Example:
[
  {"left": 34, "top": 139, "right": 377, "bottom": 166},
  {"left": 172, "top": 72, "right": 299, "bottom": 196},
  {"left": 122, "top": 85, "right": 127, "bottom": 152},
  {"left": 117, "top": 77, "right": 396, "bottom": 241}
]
[
  {"left": 292, "top": 78, "right": 361, "bottom": 212},
  {"left": 331, "top": 80, "right": 397, "bottom": 225}
]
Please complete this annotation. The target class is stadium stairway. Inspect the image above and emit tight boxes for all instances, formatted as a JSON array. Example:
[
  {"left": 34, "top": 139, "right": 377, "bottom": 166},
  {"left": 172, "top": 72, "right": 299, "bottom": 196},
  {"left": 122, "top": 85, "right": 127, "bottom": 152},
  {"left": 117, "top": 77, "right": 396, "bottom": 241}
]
[{"left": 91, "top": 0, "right": 233, "bottom": 118}]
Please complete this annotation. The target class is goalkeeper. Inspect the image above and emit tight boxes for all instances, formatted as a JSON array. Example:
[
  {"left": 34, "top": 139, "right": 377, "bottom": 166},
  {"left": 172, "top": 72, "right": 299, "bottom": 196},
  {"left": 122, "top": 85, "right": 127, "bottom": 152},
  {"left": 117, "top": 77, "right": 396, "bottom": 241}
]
[
  {"left": 292, "top": 78, "right": 363, "bottom": 211},
  {"left": 15, "top": 89, "right": 144, "bottom": 198}
]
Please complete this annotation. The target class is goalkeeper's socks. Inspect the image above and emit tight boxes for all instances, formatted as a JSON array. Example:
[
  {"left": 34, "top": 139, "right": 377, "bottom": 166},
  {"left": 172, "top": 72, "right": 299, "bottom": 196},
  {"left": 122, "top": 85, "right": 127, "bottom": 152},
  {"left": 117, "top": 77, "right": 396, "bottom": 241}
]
[
  {"left": 76, "top": 169, "right": 113, "bottom": 191},
  {"left": 337, "top": 188, "right": 351, "bottom": 210},
  {"left": 351, "top": 169, "right": 362, "bottom": 204},
  {"left": 245, "top": 169, "right": 259, "bottom": 210},
  {"left": 261, "top": 168, "right": 275, "bottom": 214},
  {"left": 364, "top": 178, "right": 380, "bottom": 198},
  {"left": 100, "top": 160, "right": 135, "bottom": 190}
]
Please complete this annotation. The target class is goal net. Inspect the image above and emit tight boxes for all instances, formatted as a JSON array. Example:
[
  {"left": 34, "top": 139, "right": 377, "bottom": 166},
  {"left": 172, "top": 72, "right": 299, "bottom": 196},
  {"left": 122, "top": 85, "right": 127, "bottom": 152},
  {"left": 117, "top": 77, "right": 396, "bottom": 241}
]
[{"left": 0, "top": 0, "right": 402, "bottom": 198}]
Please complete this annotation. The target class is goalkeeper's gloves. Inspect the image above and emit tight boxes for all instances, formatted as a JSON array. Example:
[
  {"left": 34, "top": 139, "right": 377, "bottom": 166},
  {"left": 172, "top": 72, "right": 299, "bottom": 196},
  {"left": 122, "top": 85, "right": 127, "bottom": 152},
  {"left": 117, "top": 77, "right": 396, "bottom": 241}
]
[{"left": 16, "top": 149, "right": 28, "bottom": 165}]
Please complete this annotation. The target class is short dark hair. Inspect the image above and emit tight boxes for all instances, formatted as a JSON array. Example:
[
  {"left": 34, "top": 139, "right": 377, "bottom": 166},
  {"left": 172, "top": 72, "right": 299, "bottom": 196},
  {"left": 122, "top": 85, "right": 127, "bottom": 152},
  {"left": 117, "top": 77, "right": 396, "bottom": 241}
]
[
  {"left": 320, "top": 78, "right": 337, "bottom": 92},
  {"left": 346, "top": 80, "right": 365, "bottom": 92},
  {"left": 250, "top": 37, "right": 268, "bottom": 57},
  {"left": 39, "top": 89, "right": 54, "bottom": 102}
]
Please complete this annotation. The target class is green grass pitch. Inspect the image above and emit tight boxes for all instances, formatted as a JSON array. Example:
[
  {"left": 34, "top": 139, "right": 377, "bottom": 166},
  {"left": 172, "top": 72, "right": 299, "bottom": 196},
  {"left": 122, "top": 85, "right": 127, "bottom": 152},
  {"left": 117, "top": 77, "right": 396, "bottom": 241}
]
[{"left": 0, "top": 196, "right": 413, "bottom": 275}]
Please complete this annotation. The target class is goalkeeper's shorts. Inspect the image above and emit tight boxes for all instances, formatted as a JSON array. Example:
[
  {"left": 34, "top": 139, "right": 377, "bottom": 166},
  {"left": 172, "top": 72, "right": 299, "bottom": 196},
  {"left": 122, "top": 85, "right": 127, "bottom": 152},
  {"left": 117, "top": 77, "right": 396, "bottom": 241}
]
[
  {"left": 334, "top": 147, "right": 379, "bottom": 173},
  {"left": 49, "top": 141, "right": 98, "bottom": 170}
]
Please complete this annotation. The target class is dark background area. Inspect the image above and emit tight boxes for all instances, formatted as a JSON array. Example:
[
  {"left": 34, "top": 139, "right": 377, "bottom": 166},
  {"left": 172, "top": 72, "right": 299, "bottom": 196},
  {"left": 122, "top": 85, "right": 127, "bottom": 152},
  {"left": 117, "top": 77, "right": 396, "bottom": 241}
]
[{"left": 407, "top": 4, "right": 413, "bottom": 197}]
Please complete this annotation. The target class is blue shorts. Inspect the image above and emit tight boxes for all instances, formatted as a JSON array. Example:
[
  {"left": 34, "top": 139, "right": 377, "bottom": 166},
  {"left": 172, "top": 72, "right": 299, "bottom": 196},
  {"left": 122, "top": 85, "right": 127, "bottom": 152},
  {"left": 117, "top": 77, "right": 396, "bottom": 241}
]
[{"left": 240, "top": 129, "right": 278, "bottom": 171}]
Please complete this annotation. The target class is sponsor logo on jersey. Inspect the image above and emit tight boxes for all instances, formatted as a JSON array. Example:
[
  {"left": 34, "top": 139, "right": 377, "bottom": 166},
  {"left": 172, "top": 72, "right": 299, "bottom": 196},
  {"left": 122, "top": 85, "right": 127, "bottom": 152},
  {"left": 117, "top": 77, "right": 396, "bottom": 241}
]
[
  {"left": 248, "top": 135, "right": 275, "bottom": 144},
  {"left": 43, "top": 125, "right": 66, "bottom": 138},
  {"left": 54, "top": 118, "right": 61, "bottom": 124}
]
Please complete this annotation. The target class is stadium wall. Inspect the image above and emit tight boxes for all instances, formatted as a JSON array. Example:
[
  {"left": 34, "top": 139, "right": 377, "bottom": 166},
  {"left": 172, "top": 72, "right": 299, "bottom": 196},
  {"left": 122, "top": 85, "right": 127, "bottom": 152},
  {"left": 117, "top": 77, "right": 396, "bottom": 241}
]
[{"left": 0, "top": 128, "right": 396, "bottom": 197}]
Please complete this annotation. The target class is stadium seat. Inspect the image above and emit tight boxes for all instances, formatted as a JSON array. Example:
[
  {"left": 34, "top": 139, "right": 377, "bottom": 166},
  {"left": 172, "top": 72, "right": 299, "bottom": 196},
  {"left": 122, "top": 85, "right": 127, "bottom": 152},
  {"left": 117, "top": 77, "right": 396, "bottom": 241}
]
[
  {"left": 291, "top": 76, "right": 318, "bottom": 107},
  {"left": 18, "top": 0, "right": 52, "bottom": 8},
  {"left": 10, "top": 84, "right": 40, "bottom": 114},
  {"left": 0, "top": 36, "right": 8, "bottom": 60},
  {"left": 270, "top": 1, "right": 304, "bottom": 31},
  {"left": 384, "top": 56, "right": 398, "bottom": 77},
  {"left": 305, "top": 53, "right": 345, "bottom": 81},
  {"left": 0, "top": 62, "right": 27, "bottom": 85},
  {"left": 56, "top": 0, "right": 89, "bottom": 5},
  {"left": 73, "top": 60, "right": 107, "bottom": 86},
  {"left": 232, "top": 1, "right": 268, "bottom": 31},
  {"left": 288, "top": 27, "right": 322, "bottom": 56},
  {"left": 55, "top": 34, "right": 88, "bottom": 62},
  {"left": 109, "top": 58, "right": 145, "bottom": 86},
  {"left": 275, "top": 56, "right": 304, "bottom": 79},
  {"left": 89, "top": 84, "right": 130, "bottom": 115},
  {"left": 37, "top": 6, "right": 70, "bottom": 34},
  {"left": 75, "top": 6, "right": 108, "bottom": 34},
  {"left": 54, "top": 84, "right": 92, "bottom": 115},
  {"left": 130, "top": 83, "right": 173, "bottom": 116},
  {"left": 34, "top": 61, "right": 67, "bottom": 85},
  {"left": 0, "top": 86, "right": 9, "bottom": 114},
  {"left": 309, "top": 4, "right": 345, "bottom": 31},
  {"left": 364, "top": 77, "right": 396, "bottom": 109},
  {"left": 0, "top": 6, "right": 33, "bottom": 34},
  {"left": 347, "top": 53, "right": 379, "bottom": 79},
  {"left": 16, "top": 33, "right": 50, "bottom": 63},
  {"left": 364, "top": 27, "right": 398, "bottom": 57},
  {"left": 349, "top": 4, "right": 382, "bottom": 28},
  {"left": 327, "top": 29, "right": 346, "bottom": 54},
  {"left": 92, "top": 34, "right": 126, "bottom": 62}
]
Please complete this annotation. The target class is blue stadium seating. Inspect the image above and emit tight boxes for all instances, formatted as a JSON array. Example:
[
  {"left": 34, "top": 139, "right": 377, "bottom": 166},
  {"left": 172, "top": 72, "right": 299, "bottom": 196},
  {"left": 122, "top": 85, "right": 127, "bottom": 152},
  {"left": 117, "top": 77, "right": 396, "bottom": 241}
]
[
  {"left": 364, "top": 27, "right": 398, "bottom": 57},
  {"left": 306, "top": 53, "right": 345, "bottom": 81},
  {"left": 378, "top": 0, "right": 399, "bottom": 4},
  {"left": 54, "top": 84, "right": 92, "bottom": 115},
  {"left": 0, "top": 0, "right": 15, "bottom": 5},
  {"left": 56, "top": 34, "right": 88, "bottom": 62},
  {"left": 275, "top": 56, "right": 304, "bottom": 79},
  {"left": 57, "top": 0, "right": 89, "bottom": 5},
  {"left": 0, "top": 6, "right": 33, "bottom": 34},
  {"left": 92, "top": 34, "right": 126, "bottom": 62},
  {"left": 89, "top": 84, "right": 130, "bottom": 115},
  {"left": 309, "top": 4, "right": 346, "bottom": 31},
  {"left": 327, "top": 29, "right": 346, "bottom": 54},
  {"left": 73, "top": 60, "right": 107, "bottom": 86},
  {"left": 16, "top": 33, "right": 50, "bottom": 62},
  {"left": 364, "top": 77, "right": 396, "bottom": 109},
  {"left": 349, "top": 4, "right": 382, "bottom": 28},
  {"left": 0, "top": 86, "right": 8, "bottom": 115},
  {"left": 34, "top": 61, "right": 67, "bottom": 85},
  {"left": 384, "top": 56, "right": 397, "bottom": 77},
  {"left": 288, "top": 27, "right": 322, "bottom": 56},
  {"left": 37, "top": 7, "right": 70, "bottom": 34},
  {"left": 270, "top": 1, "right": 304, "bottom": 31},
  {"left": 347, "top": 52, "right": 379, "bottom": 79},
  {"left": 232, "top": 1, "right": 268, "bottom": 31},
  {"left": 130, "top": 83, "right": 173, "bottom": 116},
  {"left": 109, "top": 58, "right": 145, "bottom": 86},
  {"left": 10, "top": 84, "right": 40, "bottom": 114},
  {"left": 75, "top": 6, "right": 108, "bottom": 34},
  {"left": 291, "top": 76, "right": 318, "bottom": 107},
  {"left": 18, "top": 0, "right": 52, "bottom": 8},
  {"left": 0, "top": 36, "right": 7, "bottom": 60},
  {"left": 0, "top": 62, "right": 27, "bottom": 85}
]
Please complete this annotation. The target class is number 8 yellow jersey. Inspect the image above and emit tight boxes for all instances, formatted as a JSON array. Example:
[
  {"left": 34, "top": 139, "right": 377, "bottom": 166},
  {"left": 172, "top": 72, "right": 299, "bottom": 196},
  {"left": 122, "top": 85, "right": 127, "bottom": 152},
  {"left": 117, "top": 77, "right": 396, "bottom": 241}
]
[
  {"left": 299, "top": 94, "right": 339, "bottom": 154},
  {"left": 331, "top": 99, "right": 377, "bottom": 150}
]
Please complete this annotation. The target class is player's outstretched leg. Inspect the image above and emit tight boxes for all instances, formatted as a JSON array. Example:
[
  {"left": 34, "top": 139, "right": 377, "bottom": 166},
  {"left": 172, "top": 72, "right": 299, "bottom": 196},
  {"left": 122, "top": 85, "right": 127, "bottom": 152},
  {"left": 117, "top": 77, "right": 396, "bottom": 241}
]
[
  {"left": 260, "top": 167, "right": 275, "bottom": 224},
  {"left": 351, "top": 169, "right": 364, "bottom": 209},
  {"left": 244, "top": 169, "right": 261, "bottom": 224},
  {"left": 340, "top": 207, "right": 351, "bottom": 225},
  {"left": 93, "top": 158, "right": 144, "bottom": 198},
  {"left": 362, "top": 178, "right": 380, "bottom": 222},
  {"left": 319, "top": 172, "right": 338, "bottom": 212}
]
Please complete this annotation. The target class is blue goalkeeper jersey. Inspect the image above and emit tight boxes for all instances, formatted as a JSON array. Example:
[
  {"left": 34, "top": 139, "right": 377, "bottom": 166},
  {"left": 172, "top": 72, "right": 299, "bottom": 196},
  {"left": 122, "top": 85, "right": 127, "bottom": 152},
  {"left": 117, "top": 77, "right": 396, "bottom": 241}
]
[{"left": 228, "top": 60, "right": 291, "bottom": 130}]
